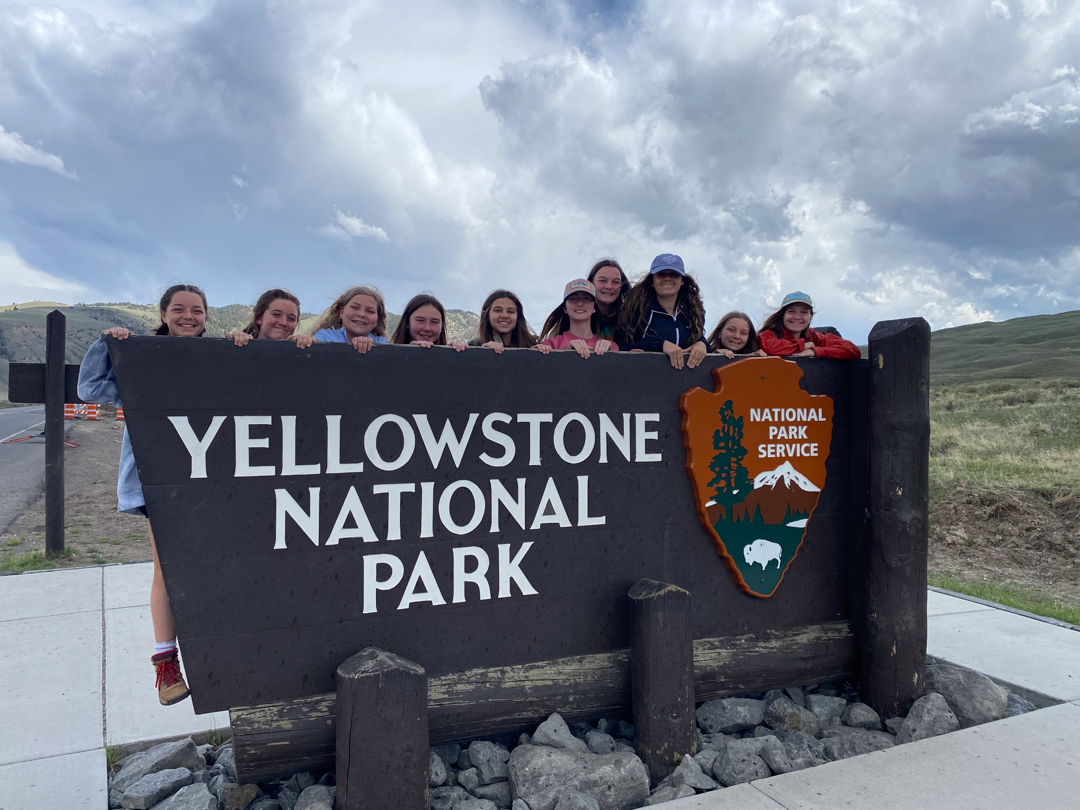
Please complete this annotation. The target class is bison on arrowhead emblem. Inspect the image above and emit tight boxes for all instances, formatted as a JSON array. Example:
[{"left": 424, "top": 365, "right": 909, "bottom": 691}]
[{"left": 680, "top": 357, "right": 834, "bottom": 597}]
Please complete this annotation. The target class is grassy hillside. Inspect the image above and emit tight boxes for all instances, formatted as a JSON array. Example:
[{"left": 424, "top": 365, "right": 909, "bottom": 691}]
[{"left": 930, "top": 310, "right": 1080, "bottom": 384}]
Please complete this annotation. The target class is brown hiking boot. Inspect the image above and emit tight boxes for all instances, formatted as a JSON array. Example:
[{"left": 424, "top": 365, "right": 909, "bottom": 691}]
[{"left": 152, "top": 650, "right": 191, "bottom": 706}]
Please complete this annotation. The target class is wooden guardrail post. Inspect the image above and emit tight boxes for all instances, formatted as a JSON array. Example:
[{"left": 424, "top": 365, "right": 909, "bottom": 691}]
[
  {"left": 863, "top": 317, "right": 931, "bottom": 718},
  {"left": 44, "top": 310, "right": 66, "bottom": 556},
  {"left": 336, "top": 648, "right": 428, "bottom": 810},
  {"left": 629, "top": 578, "right": 696, "bottom": 785}
]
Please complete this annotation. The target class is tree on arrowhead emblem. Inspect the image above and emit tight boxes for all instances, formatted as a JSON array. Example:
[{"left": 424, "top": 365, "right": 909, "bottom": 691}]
[{"left": 706, "top": 400, "right": 752, "bottom": 523}]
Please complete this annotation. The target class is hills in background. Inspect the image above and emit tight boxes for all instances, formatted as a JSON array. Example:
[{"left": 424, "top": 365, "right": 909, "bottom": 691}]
[
  {"left": 0, "top": 302, "right": 482, "bottom": 400},
  {"left": 2, "top": 303, "right": 1077, "bottom": 401}
]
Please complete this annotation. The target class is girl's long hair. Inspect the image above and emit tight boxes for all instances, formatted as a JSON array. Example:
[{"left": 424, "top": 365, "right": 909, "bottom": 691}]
[
  {"left": 707, "top": 311, "right": 759, "bottom": 353},
  {"left": 759, "top": 302, "right": 813, "bottom": 339},
  {"left": 243, "top": 289, "right": 301, "bottom": 338},
  {"left": 617, "top": 273, "right": 705, "bottom": 345},
  {"left": 156, "top": 284, "right": 208, "bottom": 336},
  {"left": 539, "top": 299, "right": 600, "bottom": 341},
  {"left": 392, "top": 293, "right": 448, "bottom": 345},
  {"left": 308, "top": 286, "right": 387, "bottom": 337},
  {"left": 476, "top": 290, "right": 538, "bottom": 348}
]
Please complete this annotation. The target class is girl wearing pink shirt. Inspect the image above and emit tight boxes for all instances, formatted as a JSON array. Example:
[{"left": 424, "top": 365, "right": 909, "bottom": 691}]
[{"left": 538, "top": 279, "right": 620, "bottom": 358}]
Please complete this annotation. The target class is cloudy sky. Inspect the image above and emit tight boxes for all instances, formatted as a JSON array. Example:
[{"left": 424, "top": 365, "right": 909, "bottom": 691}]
[{"left": 1, "top": 0, "right": 1078, "bottom": 339}]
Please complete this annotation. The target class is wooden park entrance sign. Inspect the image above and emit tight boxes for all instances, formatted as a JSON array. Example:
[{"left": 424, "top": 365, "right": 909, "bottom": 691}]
[{"left": 107, "top": 317, "right": 930, "bottom": 794}]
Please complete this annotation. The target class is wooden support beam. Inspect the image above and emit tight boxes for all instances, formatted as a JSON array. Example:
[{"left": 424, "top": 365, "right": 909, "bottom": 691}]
[
  {"left": 629, "top": 579, "right": 696, "bottom": 786},
  {"left": 863, "top": 317, "right": 931, "bottom": 718},
  {"left": 231, "top": 621, "right": 857, "bottom": 783},
  {"left": 44, "top": 311, "right": 66, "bottom": 556},
  {"left": 336, "top": 648, "right": 429, "bottom": 810}
]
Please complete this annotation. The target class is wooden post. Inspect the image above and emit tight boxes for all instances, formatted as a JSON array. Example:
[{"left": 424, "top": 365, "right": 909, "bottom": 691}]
[
  {"left": 336, "top": 648, "right": 428, "bottom": 810},
  {"left": 44, "top": 310, "right": 66, "bottom": 557},
  {"left": 629, "top": 578, "right": 696, "bottom": 786},
  {"left": 863, "top": 317, "right": 931, "bottom": 718}
]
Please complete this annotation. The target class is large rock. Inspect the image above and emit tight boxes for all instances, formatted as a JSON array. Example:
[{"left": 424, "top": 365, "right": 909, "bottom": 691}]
[
  {"left": 554, "top": 791, "right": 600, "bottom": 810},
  {"left": 842, "top": 703, "right": 883, "bottom": 731},
  {"left": 1006, "top": 693, "right": 1037, "bottom": 718},
  {"left": 458, "top": 800, "right": 498, "bottom": 810},
  {"left": 777, "top": 730, "right": 826, "bottom": 762},
  {"left": 896, "top": 693, "right": 961, "bottom": 744},
  {"left": 214, "top": 746, "right": 237, "bottom": 781},
  {"left": 643, "top": 784, "right": 696, "bottom": 805},
  {"left": 120, "top": 768, "right": 193, "bottom": 809},
  {"left": 277, "top": 787, "right": 298, "bottom": 810},
  {"left": 459, "top": 767, "right": 482, "bottom": 792},
  {"left": 927, "top": 664, "right": 1008, "bottom": 728},
  {"left": 294, "top": 785, "right": 334, "bottom": 810},
  {"left": 433, "top": 743, "right": 462, "bottom": 770},
  {"left": 534, "top": 713, "right": 590, "bottom": 753},
  {"left": 695, "top": 698, "right": 766, "bottom": 734},
  {"left": 431, "top": 786, "right": 469, "bottom": 810},
  {"left": 473, "top": 781, "right": 512, "bottom": 808},
  {"left": 430, "top": 751, "right": 447, "bottom": 787},
  {"left": 757, "top": 737, "right": 794, "bottom": 775},
  {"left": 508, "top": 744, "right": 649, "bottom": 810},
  {"left": 223, "top": 783, "right": 262, "bottom": 810},
  {"left": 111, "top": 739, "right": 207, "bottom": 795},
  {"left": 711, "top": 746, "right": 770, "bottom": 786},
  {"left": 585, "top": 732, "right": 616, "bottom": 755},
  {"left": 470, "top": 740, "right": 512, "bottom": 784},
  {"left": 669, "top": 753, "right": 717, "bottom": 791},
  {"left": 805, "top": 694, "right": 847, "bottom": 727},
  {"left": 822, "top": 729, "right": 895, "bottom": 760},
  {"left": 153, "top": 784, "right": 218, "bottom": 810},
  {"left": 764, "top": 697, "right": 820, "bottom": 736}
]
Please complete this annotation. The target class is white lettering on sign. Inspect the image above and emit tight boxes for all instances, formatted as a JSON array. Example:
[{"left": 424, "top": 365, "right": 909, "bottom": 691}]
[
  {"left": 171, "top": 410, "right": 666, "bottom": 614},
  {"left": 749, "top": 407, "right": 825, "bottom": 422}
]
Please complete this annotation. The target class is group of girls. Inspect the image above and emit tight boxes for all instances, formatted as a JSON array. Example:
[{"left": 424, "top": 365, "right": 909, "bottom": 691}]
[{"left": 77, "top": 253, "right": 859, "bottom": 707}]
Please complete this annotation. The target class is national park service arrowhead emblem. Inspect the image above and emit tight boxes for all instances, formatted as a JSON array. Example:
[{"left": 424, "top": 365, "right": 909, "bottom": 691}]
[{"left": 680, "top": 357, "right": 834, "bottom": 597}]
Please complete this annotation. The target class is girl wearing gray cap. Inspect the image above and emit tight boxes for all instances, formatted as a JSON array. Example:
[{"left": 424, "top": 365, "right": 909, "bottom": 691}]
[
  {"left": 758, "top": 292, "right": 861, "bottom": 359},
  {"left": 618, "top": 253, "right": 708, "bottom": 368}
]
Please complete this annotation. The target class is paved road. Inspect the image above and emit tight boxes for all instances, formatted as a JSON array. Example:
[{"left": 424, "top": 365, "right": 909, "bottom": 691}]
[{"left": 0, "top": 405, "right": 47, "bottom": 534}]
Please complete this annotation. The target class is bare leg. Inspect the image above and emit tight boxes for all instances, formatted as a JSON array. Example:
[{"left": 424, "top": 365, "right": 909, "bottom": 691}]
[{"left": 148, "top": 519, "right": 176, "bottom": 642}]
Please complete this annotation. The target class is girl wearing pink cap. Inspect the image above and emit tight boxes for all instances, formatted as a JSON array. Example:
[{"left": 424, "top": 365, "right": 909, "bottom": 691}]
[{"left": 538, "top": 279, "right": 620, "bottom": 359}]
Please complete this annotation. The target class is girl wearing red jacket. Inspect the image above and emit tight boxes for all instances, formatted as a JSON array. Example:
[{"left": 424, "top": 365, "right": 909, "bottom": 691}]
[{"left": 758, "top": 292, "right": 861, "bottom": 359}]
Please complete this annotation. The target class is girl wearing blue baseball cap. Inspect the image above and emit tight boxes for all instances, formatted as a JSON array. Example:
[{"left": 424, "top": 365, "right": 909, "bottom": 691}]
[
  {"left": 617, "top": 253, "right": 708, "bottom": 368},
  {"left": 538, "top": 279, "right": 619, "bottom": 358},
  {"left": 758, "top": 292, "right": 861, "bottom": 359}
]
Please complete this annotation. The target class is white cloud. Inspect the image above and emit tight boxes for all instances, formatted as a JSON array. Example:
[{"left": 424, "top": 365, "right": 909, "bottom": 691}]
[
  {"left": 0, "top": 125, "right": 77, "bottom": 178},
  {"left": 0, "top": 242, "right": 91, "bottom": 304},
  {"left": 318, "top": 208, "right": 389, "bottom": 243},
  {"left": 229, "top": 175, "right": 248, "bottom": 188}
]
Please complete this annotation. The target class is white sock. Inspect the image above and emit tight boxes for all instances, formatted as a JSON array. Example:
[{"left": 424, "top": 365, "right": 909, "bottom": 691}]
[{"left": 154, "top": 639, "right": 178, "bottom": 655}]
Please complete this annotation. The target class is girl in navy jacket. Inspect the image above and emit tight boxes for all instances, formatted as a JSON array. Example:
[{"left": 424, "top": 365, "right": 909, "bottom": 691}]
[{"left": 618, "top": 253, "right": 708, "bottom": 369}]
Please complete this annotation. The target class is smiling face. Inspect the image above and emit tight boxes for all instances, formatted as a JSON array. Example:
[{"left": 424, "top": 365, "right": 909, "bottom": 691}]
[
  {"left": 409, "top": 304, "right": 444, "bottom": 342},
  {"left": 340, "top": 294, "right": 380, "bottom": 340},
  {"left": 652, "top": 269, "right": 684, "bottom": 298},
  {"left": 564, "top": 291, "right": 596, "bottom": 324},
  {"left": 488, "top": 297, "right": 518, "bottom": 338},
  {"left": 256, "top": 298, "right": 300, "bottom": 340},
  {"left": 161, "top": 291, "right": 206, "bottom": 337},
  {"left": 592, "top": 267, "right": 623, "bottom": 307},
  {"left": 782, "top": 303, "right": 813, "bottom": 336},
  {"left": 719, "top": 317, "right": 752, "bottom": 352}
]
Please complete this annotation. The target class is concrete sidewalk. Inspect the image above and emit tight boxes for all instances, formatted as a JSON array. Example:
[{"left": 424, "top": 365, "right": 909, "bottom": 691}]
[
  {"left": 0, "top": 569, "right": 1077, "bottom": 810},
  {"left": 0, "top": 564, "right": 229, "bottom": 810}
]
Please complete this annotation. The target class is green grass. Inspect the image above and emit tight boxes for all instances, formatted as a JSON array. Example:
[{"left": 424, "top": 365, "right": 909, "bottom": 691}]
[
  {"left": 0, "top": 548, "right": 73, "bottom": 573},
  {"left": 5, "top": 538, "right": 22, "bottom": 547},
  {"left": 930, "top": 310, "right": 1080, "bottom": 385},
  {"left": 105, "top": 746, "right": 123, "bottom": 770},
  {"left": 928, "top": 378, "right": 1080, "bottom": 504},
  {"left": 930, "top": 575, "right": 1080, "bottom": 626}
]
